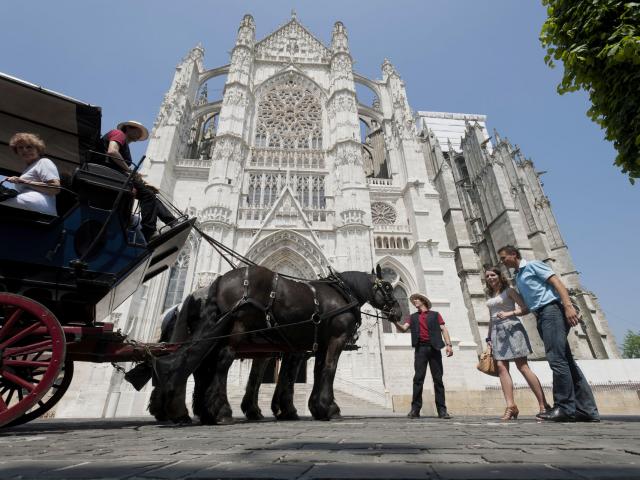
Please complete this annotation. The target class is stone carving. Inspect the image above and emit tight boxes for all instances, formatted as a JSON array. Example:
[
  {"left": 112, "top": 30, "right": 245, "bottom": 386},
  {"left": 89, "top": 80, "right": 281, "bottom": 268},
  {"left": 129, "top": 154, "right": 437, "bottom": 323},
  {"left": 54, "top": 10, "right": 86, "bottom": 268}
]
[
  {"left": 335, "top": 146, "right": 362, "bottom": 167},
  {"left": 231, "top": 47, "right": 251, "bottom": 75},
  {"left": 236, "top": 14, "right": 256, "bottom": 46},
  {"left": 179, "top": 44, "right": 204, "bottom": 66},
  {"left": 199, "top": 205, "right": 232, "bottom": 224},
  {"left": 333, "top": 92, "right": 357, "bottom": 113},
  {"left": 331, "top": 22, "right": 349, "bottom": 53},
  {"left": 382, "top": 58, "right": 398, "bottom": 79},
  {"left": 255, "top": 19, "right": 331, "bottom": 64},
  {"left": 211, "top": 136, "right": 245, "bottom": 163},
  {"left": 331, "top": 55, "right": 353, "bottom": 82},
  {"left": 224, "top": 86, "right": 247, "bottom": 107},
  {"left": 196, "top": 272, "right": 218, "bottom": 289},
  {"left": 371, "top": 202, "right": 397, "bottom": 225}
]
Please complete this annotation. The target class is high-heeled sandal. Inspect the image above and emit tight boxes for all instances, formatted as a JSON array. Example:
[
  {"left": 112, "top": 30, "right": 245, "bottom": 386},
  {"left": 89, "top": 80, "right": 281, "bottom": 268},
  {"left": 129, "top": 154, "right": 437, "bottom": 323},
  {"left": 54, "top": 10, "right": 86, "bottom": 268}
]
[{"left": 501, "top": 405, "right": 519, "bottom": 420}]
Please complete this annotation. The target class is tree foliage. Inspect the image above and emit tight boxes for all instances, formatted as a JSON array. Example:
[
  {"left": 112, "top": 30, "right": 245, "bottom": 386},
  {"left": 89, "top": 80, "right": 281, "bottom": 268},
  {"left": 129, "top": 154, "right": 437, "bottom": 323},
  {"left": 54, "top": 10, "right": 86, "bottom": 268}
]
[
  {"left": 540, "top": 1, "right": 640, "bottom": 182},
  {"left": 621, "top": 330, "right": 640, "bottom": 358}
]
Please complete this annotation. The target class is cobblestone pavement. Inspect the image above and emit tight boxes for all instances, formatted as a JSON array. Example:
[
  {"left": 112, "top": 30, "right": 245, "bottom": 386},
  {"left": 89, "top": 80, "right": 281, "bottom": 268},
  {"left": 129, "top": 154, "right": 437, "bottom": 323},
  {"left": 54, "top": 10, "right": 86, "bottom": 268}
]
[{"left": 1, "top": 415, "right": 639, "bottom": 479}]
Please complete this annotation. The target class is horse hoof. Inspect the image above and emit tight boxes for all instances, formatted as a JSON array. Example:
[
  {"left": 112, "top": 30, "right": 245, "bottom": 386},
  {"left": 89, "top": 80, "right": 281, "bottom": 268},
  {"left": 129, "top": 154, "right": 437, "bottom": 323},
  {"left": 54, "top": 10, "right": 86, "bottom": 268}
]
[
  {"left": 216, "top": 416, "right": 234, "bottom": 425},
  {"left": 153, "top": 414, "right": 169, "bottom": 422},
  {"left": 173, "top": 415, "right": 192, "bottom": 425},
  {"left": 245, "top": 410, "right": 264, "bottom": 421},
  {"left": 277, "top": 411, "right": 300, "bottom": 421}
]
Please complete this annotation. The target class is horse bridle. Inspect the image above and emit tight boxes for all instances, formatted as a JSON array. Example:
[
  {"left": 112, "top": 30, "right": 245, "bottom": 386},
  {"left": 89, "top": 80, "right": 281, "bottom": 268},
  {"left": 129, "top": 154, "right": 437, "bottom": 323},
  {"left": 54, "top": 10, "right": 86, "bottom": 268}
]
[{"left": 373, "top": 278, "right": 398, "bottom": 318}]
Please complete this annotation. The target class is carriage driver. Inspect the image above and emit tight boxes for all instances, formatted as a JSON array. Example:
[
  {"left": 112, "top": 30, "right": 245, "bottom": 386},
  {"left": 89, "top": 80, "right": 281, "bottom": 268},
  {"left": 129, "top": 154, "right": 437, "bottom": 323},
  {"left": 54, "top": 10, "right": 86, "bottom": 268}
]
[
  {"left": 101, "top": 120, "right": 176, "bottom": 241},
  {"left": 393, "top": 293, "right": 453, "bottom": 419}
]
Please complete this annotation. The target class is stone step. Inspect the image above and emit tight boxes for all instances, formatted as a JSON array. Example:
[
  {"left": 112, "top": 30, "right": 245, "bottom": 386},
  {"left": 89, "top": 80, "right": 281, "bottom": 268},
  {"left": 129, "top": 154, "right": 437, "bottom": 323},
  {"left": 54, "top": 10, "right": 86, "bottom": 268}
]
[{"left": 225, "top": 383, "right": 393, "bottom": 417}]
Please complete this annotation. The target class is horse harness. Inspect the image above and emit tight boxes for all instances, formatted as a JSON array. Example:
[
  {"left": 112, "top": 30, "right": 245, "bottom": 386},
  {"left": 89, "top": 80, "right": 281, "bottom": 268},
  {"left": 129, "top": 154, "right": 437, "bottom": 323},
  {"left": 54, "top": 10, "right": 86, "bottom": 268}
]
[
  {"left": 235, "top": 267, "right": 360, "bottom": 352},
  {"left": 372, "top": 277, "right": 398, "bottom": 318}
]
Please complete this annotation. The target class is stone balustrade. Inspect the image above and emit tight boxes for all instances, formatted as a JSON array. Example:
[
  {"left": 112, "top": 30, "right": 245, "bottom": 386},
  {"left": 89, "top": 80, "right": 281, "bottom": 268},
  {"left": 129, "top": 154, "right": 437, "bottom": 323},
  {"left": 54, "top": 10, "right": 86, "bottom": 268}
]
[
  {"left": 366, "top": 177, "right": 393, "bottom": 186},
  {"left": 238, "top": 205, "right": 332, "bottom": 227},
  {"left": 373, "top": 223, "right": 411, "bottom": 233},
  {"left": 173, "top": 158, "right": 212, "bottom": 179},
  {"left": 250, "top": 147, "right": 325, "bottom": 170}
]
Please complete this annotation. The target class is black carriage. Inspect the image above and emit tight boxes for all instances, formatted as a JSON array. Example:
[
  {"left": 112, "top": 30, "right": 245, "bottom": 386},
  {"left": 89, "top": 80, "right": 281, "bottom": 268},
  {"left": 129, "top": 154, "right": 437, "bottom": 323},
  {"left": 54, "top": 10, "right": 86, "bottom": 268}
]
[{"left": 0, "top": 73, "right": 194, "bottom": 427}]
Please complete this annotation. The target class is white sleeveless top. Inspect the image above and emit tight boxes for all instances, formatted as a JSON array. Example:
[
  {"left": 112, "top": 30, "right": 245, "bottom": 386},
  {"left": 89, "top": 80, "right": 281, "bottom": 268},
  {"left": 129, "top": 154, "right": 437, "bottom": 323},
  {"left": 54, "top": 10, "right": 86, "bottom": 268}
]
[{"left": 486, "top": 288, "right": 519, "bottom": 323}]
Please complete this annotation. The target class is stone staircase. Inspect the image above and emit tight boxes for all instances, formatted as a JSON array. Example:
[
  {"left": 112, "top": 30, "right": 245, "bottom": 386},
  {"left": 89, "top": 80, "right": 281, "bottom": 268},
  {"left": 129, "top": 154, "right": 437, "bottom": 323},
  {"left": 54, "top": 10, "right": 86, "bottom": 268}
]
[{"left": 225, "top": 383, "right": 395, "bottom": 417}]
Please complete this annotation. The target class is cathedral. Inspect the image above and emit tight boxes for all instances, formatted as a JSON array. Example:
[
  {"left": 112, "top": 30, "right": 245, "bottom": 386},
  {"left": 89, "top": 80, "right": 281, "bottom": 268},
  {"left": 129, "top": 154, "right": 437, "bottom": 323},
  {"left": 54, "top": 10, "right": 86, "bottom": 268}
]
[{"left": 55, "top": 13, "right": 619, "bottom": 419}]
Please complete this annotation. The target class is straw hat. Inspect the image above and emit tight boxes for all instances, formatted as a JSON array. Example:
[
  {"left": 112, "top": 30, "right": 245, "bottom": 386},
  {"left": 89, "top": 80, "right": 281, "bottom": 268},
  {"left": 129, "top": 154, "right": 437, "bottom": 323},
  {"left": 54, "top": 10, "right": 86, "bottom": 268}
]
[
  {"left": 117, "top": 120, "right": 149, "bottom": 141},
  {"left": 409, "top": 293, "right": 432, "bottom": 309}
]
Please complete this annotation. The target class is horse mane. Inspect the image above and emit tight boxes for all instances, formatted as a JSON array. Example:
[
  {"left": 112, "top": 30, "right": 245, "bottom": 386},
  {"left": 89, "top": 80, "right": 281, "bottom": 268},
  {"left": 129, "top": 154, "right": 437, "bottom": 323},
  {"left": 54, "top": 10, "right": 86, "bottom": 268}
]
[{"left": 329, "top": 271, "right": 373, "bottom": 303}]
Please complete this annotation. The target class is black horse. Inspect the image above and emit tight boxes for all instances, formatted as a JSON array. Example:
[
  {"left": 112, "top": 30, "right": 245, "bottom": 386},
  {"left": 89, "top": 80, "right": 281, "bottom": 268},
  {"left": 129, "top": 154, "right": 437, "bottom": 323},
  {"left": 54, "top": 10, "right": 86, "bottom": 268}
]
[
  {"left": 148, "top": 265, "right": 401, "bottom": 424},
  {"left": 124, "top": 305, "right": 307, "bottom": 421}
]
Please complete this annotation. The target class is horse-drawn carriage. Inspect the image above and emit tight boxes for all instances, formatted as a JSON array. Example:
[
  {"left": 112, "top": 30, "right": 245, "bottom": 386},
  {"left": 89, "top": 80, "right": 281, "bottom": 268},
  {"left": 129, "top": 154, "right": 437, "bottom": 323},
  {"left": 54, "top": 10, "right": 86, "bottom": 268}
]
[
  {"left": 0, "top": 73, "right": 195, "bottom": 427},
  {"left": 0, "top": 73, "right": 402, "bottom": 428}
]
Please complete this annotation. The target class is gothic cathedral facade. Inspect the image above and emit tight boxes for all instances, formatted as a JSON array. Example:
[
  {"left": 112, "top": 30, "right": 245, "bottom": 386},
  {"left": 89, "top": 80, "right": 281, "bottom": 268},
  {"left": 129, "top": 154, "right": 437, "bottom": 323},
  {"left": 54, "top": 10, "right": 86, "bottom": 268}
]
[{"left": 55, "top": 14, "right": 618, "bottom": 418}]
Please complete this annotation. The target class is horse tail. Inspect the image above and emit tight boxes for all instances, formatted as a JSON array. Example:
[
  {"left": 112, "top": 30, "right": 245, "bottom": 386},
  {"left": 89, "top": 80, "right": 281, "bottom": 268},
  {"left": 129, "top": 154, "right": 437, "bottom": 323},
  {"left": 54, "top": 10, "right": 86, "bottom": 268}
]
[{"left": 155, "top": 276, "right": 232, "bottom": 390}]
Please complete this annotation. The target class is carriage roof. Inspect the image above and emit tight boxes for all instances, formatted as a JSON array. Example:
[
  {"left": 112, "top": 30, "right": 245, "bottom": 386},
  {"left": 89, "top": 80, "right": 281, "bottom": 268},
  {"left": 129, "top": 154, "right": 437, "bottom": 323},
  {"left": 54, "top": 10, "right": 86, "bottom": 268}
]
[
  {"left": 0, "top": 72, "right": 101, "bottom": 178},
  {"left": 0, "top": 72, "right": 194, "bottom": 324}
]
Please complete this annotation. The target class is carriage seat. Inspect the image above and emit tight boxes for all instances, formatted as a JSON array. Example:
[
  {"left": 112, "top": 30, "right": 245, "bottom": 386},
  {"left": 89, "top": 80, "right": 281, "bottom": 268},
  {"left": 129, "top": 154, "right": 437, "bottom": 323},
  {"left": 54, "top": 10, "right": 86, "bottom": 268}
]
[
  {"left": 72, "top": 163, "right": 133, "bottom": 211},
  {"left": 0, "top": 171, "right": 74, "bottom": 224},
  {"left": 55, "top": 172, "right": 77, "bottom": 218},
  {"left": 0, "top": 202, "right": 58, "bottom": 224}
]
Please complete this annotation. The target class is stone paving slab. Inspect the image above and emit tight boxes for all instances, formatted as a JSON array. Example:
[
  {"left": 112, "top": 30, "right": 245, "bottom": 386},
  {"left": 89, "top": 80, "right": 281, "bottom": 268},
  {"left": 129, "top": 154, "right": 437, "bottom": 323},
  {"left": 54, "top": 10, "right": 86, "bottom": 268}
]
[
  {"left": 431, "top": 463, "right": 577, "bottom": 479},
  {"left": 0, "top": 415, "right": 638, "bottom": 479}
]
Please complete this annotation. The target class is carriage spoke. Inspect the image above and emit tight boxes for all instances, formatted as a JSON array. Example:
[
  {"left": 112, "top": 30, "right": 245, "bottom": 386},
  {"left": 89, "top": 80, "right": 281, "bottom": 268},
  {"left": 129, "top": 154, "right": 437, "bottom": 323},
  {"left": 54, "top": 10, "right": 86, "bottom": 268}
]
[
  {"left": 1, "top": 370, "right": 37, "bottom": 392},
  {"left": 0, "top": 308, "right": 24, "bottom": 341},
  {"left": 0, "top": 295, "right": 67, "bottom": 426},
  {"left": 3, "top": 359, "right": 51, "bottom": 368},
  {"left": 5, "top": 387, "right": 15, "bottom": 404},
  {"left": 0, "top": 322, "right": 41, "bottom": 350},
  {"left": 3, "top": 340, "right": 52, "bottom": 357}
]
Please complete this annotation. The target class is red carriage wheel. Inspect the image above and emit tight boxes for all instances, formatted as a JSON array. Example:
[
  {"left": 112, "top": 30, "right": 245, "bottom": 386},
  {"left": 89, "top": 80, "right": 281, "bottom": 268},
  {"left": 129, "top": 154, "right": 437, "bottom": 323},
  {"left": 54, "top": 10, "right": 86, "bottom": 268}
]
[
  {"left": 6, "top": 360, "right": 74, "bottom": 427},
  {"left": 0, "top": 293, "right": 66, "bottom": 428}
]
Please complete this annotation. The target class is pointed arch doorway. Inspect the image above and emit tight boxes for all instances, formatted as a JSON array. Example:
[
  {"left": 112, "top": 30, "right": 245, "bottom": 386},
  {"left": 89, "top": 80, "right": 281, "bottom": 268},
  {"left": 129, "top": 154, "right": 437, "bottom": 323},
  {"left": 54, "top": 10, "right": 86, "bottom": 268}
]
[{"left": 253, "top": 247, "right": 320, "bottom": 384}]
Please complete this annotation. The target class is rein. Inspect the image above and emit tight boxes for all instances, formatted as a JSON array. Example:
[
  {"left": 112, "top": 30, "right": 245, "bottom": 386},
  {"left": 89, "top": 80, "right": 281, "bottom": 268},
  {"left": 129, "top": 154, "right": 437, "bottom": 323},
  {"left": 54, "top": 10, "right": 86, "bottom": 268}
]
[
  {"left": 193, "top": 224, "right": 341, "bottom": 284},
  {"left": 144, "top": 213, "right": 397, "bottom": 358}
]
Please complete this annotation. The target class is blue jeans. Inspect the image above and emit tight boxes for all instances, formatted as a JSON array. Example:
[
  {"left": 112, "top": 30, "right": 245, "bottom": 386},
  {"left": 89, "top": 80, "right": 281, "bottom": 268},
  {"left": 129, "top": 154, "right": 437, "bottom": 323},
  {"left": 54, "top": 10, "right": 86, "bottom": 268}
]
[{"left": 536, "top": 303, "right": 599, "bottom": 417}]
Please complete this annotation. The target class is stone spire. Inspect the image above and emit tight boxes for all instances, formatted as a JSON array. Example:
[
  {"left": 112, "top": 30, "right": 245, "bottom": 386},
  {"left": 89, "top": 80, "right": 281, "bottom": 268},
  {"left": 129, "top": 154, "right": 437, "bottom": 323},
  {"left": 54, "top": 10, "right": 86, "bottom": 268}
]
[
  {"left": 381, "top": 58, "right": 398, "bottom": 81},
  {"left": 331, "top": 21, "right": 350, "bottom": 54},
  {"left": 236, "top": 14, "right": 255, "bottom": 49},
  {"left": 493, "top": 128, "right": 502, "bottom": 145}
]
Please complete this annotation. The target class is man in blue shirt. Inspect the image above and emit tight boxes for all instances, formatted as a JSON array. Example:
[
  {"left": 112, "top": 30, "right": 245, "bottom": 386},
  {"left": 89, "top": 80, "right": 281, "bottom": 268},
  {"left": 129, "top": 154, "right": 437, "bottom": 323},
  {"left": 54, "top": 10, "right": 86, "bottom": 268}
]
[{"left": 498, "top": 245, "right": 599, "bottom": 423}]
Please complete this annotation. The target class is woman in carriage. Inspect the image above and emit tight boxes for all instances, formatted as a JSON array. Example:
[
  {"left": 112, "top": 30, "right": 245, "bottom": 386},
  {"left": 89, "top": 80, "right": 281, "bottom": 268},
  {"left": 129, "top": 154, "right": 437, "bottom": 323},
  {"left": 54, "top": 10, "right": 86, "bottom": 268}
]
[{"left": 1, "top": 132, "right": 60, "bottom": 215}]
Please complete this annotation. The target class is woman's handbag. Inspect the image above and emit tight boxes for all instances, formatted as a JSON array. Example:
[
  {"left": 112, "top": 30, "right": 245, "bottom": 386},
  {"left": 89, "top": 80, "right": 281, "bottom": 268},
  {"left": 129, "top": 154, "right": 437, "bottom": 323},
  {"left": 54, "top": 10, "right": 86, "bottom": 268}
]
[{"left": 477, "top": 346, "right": 499, "bottom": 377}]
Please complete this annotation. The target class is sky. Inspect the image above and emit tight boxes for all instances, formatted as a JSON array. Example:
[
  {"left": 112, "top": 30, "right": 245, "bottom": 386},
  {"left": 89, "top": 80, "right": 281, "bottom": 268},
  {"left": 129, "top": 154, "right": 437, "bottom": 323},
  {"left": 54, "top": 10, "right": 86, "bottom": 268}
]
[{"left": 2, "top": 1, "right": 638, "bottom": 346}]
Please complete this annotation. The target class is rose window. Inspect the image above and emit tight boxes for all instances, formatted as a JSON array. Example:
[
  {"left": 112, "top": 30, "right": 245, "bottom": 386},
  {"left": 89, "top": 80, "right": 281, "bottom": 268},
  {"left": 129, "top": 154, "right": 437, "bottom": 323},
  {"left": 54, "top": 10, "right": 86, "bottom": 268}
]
[
  {"left": 254, "top": 74, "right": 322, "bottom": 150},
  {"left": 371, "top": 202, "right": 397, "bottom": 224}
]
